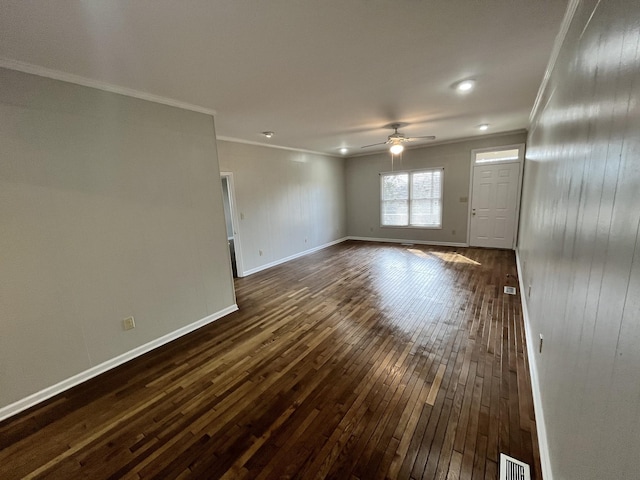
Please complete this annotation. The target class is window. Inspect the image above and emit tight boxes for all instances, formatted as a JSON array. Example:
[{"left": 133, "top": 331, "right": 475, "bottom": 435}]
[
  {"left": 380, "top": 168, "right": 443, "bottom": 228},
  {"left": 474, "top": 148, "right": 520, "bottom": 164}
]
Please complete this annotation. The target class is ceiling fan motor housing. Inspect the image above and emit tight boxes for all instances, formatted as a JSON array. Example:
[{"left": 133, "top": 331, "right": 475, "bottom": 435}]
[{"left": 389, "top": 133, "right": 407, "bottom": 143}]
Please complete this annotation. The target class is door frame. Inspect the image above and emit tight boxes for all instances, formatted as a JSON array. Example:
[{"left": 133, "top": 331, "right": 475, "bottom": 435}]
[
  {"left": 220, "top": 172, "right": 245, "bottom": 277},
  {"left": 466, "top": 143, "right": 525, "bottom": 249}
]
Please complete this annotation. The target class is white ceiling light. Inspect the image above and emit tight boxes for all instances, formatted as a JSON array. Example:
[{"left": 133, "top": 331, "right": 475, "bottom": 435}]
[
  {"left": 455, "top": 79, "right": 476, "bottom": 93},
  {"left": 478, "top": 124, "right": 490, "bottom": 131},
  {"left": 339, "top": 148, "right": 349, "bottom": 154},
  {"left": 390, "top": 144, "right": 404, "bottom": 155},
  {"left": 262, "top": 131, "right": 274, "bottom": 138}
]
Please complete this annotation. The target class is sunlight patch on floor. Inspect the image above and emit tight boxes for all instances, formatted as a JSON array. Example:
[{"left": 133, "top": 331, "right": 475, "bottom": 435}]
[{"left": 407, "top": 248, "right": 481, "bottom": 266}]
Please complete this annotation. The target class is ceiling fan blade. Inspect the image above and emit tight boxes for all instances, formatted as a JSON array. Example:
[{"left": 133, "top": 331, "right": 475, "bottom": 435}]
[
  {"left": 406, "top": 135, "right": 436, "bottom": 141},
  {"left": 361, "top": 142, "right": 389, "bottom": 148}
]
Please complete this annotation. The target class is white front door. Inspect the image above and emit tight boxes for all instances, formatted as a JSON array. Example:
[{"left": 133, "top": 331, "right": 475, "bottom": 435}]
[{"left": 469, "top": 162, "right": 520, "bottom": 249}]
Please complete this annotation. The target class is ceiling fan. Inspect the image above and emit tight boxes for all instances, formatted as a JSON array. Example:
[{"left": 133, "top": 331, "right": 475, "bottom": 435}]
[{"left": 361, "top": 123, "right": 436, "bottom": 154}]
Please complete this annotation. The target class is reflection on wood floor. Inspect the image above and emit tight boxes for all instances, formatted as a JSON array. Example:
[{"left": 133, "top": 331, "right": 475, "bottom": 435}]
[{"left": 0, "top": 241, "right": 540, "bottom": 479}]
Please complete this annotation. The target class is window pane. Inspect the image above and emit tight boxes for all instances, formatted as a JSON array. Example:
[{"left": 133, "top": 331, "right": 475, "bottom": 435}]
[
  {"left": 412, "top": 171, "right": 441, "bottom": 200},
  {"left": 411, "top": 199, "right": 441, "bottom": 226},
  {"left": 381, "top": 173, "right": 409, "bottom": 226},
  {"left": 410, "top": 170, "right": 442, "bottom": 227},
  {"left": 474, "top": 148, "right": 519, "bottom": 164},
  {"left": 382, "top": 200, "right": 409, "bottom": 226},
  {"left": 381, "top": 173, "right": 408, "bottom": 200}
]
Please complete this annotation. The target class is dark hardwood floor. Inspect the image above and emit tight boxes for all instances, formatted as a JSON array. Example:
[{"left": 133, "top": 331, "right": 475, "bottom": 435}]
[{"left": 0, "top": 241, "right": 540, "bottom": 479}]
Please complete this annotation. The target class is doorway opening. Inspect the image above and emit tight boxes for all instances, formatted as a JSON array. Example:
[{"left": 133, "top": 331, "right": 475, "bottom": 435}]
[
  {"left": 467, "top": 144, "right": 525, "bottom": 249},
  {"left": 221, "top": 173, "right": 243, "bottom": 277}
]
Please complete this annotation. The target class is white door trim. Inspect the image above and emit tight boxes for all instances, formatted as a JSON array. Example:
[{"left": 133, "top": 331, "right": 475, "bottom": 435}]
[
  {"left": 466, "top": 144, "right": 525, "bottom": 249},
  {"left": 221, "top": 172, "right": 246, "bottom": 277}
]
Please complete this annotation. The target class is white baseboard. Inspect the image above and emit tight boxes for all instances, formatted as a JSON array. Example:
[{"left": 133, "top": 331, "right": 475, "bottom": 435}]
[
  {"left": 347, "top": 236, "right": 469, "bottom": 248},
  {"left": 0, "top": 304, "right": 238, "bottom": 423},
  {"left": 515, "top": 249, "right": 552, "bottom": 480},
  {"left": 242, "top": 236, "right": 467, "bottom": 277},
  {"left": 243, "top": 237, "right": 349, "bottom": 276}
]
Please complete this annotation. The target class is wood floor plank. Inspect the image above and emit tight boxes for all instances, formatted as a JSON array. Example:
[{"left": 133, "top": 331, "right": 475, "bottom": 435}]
[
  {"left": 426, "top": 363, "right": 447, "bottom": 406},
  {"left": 0, "top": 241, "right": 542, "bottom": 479}
]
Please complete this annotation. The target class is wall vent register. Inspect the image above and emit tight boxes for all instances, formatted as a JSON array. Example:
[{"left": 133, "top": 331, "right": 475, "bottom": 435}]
[{"left": 504, "top": 286, "right": 517, "bottom": 295}]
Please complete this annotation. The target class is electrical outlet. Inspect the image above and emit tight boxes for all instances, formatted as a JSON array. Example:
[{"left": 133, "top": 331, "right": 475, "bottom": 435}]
[
  {"left": 259, "top": 250, "right": 263, "bottom": 256},
  {"left": 123, "top": 316, "right": 135, "bottom": 330}
]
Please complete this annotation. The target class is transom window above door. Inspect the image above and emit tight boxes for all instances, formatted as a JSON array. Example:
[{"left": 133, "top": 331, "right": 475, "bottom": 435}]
[{"left": 474, "top": 148, "right": 520, "bottom": 164}]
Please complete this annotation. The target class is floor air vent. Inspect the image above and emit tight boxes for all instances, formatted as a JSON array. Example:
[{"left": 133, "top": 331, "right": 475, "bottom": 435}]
[
  {"left": 504, "top": 286, "right": 517, "bottom": 295},
  {"left": 500, "top": 453, "right": 531, "bottom": 480}
]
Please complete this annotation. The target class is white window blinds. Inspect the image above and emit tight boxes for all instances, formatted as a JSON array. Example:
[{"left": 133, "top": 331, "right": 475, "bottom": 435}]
[{"left": 380, "top": 168, "right": 443, "bottom": 228}]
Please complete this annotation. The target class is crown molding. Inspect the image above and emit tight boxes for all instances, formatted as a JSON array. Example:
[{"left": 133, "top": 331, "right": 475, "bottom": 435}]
[
  {"left": 216, "top": 136, "right": 341, "bottom": 158},
  {"left": 0, "top": 57, "right": 217, "bottom": 117},
  {"left": 529, "top": 0, "right": 580, "bottom": 123}
]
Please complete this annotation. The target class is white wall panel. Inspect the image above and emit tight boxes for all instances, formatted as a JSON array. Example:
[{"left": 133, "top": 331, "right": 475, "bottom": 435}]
[
  {"left": 216, "top": 141, "right": 347, "bottom": 274},
  {"left": 518, "top": 1, "right": 640, "bottom": 478},
  {"left": 0, "top": 68, "right": 235, "bottom": 410}
]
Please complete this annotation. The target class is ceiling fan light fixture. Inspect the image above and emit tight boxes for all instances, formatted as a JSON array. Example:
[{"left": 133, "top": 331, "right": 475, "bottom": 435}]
[
  {"left": 262, "top": 131, "right": 274, "bottom": 138},
  {"left": 455, "top": 79, "right": 475, "bottom": 93},
  {"left": 390, "top": 144, "right": 404, "bottom": 155},
  {"left": 360, "top": 125, "right": 434, "bottom": 151}
]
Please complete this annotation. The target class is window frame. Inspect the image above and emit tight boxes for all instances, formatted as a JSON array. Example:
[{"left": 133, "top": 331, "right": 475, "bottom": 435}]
[{"left": 379, "top": 167, "right": 444, "bottom": 229}]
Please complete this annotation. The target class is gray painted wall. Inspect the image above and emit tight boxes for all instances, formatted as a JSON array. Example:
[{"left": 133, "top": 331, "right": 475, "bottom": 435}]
[
  {"left": 346, "top": 132, "right": 527, "bottom": 244},
  {"left": 518, "top": 1, "right": 640, "bottom": 478},
  {"left": 217, "top": 140, "right": 347, "bottom": 274},
  {"left": 0, "top": 68, "right": 235, "bottom": 411}
]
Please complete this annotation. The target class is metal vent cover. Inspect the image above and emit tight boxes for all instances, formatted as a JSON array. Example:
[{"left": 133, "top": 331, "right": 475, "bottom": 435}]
[
  {"left": 500, "top": 453, "right": 531, "bottom": 480},
  {"left": 504, "top": 286, "right": 517, "bottom": 295}
]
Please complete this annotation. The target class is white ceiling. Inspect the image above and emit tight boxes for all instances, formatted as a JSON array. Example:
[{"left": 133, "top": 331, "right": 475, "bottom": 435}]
[{"left": 0, "top": 0, "right": 568, "bottom": 156}]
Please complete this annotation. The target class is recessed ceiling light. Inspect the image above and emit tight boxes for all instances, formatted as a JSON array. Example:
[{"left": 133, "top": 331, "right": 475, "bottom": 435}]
[
  {"left": 262, "top": 131, "right": 274, "bottom": 138},
  {"left": 340, "top": 148, "right": 349, "bottom": 154},
  {"left": 478, "top": 124, "right": 490, "bottom": 131},
  {"left": 455, "top": 79, "right": 475, "bottom": 93}
]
